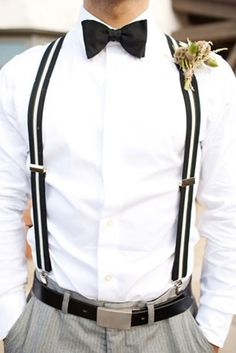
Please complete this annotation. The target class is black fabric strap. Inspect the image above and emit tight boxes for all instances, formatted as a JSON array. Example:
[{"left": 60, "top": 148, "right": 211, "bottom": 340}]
[
  {"left": 165, "top": 35, "right": 201, "bottom": 282},
  {"left": 28, "top": 36, "right": 65, "bottom": 272}
]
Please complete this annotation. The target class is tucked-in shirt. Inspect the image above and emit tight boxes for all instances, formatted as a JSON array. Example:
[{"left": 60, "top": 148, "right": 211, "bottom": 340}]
[{"left": 0, "top": 6, "right": 236, "bottom": 348}]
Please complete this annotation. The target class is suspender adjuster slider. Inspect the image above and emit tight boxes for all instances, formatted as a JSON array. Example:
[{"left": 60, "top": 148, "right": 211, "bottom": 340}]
[
  {"left": 30, "top": 164, "right": 46, "bottom": 174},
  {"left": 179, "top": 177, "right": 195, "bottom": 188}
]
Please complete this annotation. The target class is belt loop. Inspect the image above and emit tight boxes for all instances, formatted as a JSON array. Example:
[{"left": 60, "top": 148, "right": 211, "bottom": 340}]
[
  {"left": 62, "top": 292, "right": 71, "bottom": 314},
  {"left": 147, "top": 303, "right": 155, "bottom": 325}
]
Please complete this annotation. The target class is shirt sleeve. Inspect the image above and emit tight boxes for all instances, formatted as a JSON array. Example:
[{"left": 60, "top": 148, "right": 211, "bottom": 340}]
[
  {"left": 196, "top": 58, "right": 236, "bottom": 348},
  {"left": 0, "top": 66, "right": 30, "bottom": 340}
]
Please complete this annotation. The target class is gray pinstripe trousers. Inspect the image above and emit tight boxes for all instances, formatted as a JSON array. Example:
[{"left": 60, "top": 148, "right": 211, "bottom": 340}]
[{"left": 4, "top": 276, "right": 214, "bottom": 353}]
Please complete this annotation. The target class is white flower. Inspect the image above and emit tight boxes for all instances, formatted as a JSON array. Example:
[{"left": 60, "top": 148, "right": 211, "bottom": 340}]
[{"left": 174, "top": 39, "right": 227, "bottom": 90}]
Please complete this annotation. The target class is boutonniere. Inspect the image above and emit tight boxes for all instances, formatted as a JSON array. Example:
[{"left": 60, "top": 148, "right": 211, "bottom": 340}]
[{"left": 173, "top": 39, "right": 227, "bottom": 91}]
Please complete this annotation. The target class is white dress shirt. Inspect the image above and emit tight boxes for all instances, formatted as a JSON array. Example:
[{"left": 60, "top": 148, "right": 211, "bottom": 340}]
[{"left": 0, "top": 6, "right": 236, "bottom": 348}]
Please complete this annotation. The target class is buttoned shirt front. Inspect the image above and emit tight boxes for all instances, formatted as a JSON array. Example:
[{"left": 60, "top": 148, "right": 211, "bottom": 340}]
[{"left": 0, "top": 6, "right": 236, "bottom": 347}]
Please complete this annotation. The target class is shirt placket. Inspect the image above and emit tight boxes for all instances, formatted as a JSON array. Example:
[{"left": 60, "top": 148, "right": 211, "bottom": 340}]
[{"left": 97, "top": 43, "right": 124, "bottom": 300}]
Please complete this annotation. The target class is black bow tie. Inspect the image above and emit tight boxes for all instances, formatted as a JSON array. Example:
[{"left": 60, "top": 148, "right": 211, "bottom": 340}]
[{"left": 81, "top": 19, "right": 147, "bottom": 59}]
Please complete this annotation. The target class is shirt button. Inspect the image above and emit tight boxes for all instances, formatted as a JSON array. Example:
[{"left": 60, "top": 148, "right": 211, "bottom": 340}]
[
  {"left": 104, "top": 275, "right": 112, "bottom": 282},
  {"left": 105, "top": 219, "right": 114, "bottom": 228}
]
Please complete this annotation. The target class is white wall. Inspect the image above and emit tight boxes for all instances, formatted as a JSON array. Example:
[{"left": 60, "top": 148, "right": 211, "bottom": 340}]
[
  {"left": 0, "top": 0, "right": 180, "bottom": 34},
  {"left": 149, "top": 0, "right": 180, "bottom": 34}
]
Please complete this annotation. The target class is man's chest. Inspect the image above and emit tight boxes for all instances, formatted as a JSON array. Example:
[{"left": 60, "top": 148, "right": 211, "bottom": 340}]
[{"left": 16, "top": 48, "right": 207, "bottom": 178}]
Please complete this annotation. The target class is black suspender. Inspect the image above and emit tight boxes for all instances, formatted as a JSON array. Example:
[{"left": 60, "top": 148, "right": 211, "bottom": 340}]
[
  {"left": 165, "top": 35, "right": 201, "bottom": 285},
  {"left": 28, "top": 36, "right": 65, "bottom": 277},
  {"left": 28, "top": 35, "right": 201, "bottom": 288}
]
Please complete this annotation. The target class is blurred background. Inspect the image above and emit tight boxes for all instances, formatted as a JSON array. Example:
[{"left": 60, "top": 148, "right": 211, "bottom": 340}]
[
  {"left": 0, "top": 0, "right": 235, "bottom": 71},
  {"left": 0, "top": 0, "right": 235, "bottom": 352}
]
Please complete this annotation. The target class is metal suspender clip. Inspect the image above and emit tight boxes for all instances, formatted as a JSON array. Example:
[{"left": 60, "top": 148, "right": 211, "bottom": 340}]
[
  {"left": 39, "top": 271, "right": 48, "bottom": 286},
  {"left": 30, "top": 164, "right": 46, "bottom": 174},
  {"left": 174, "top": 279, "right": 183, "bottom": 294},
  {"left": 179, "top": 177, "right": 195, "bottom": 188}
]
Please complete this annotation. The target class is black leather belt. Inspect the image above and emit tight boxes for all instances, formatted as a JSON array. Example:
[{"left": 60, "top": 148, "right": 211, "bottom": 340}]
[{"left": 32, "top": 276, "right": 193, "bottom": 330}]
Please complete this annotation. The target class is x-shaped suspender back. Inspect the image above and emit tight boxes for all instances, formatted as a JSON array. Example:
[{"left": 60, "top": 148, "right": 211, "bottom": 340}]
[{"left": 28, "top": 34, "right": 201, "bottom": 287}]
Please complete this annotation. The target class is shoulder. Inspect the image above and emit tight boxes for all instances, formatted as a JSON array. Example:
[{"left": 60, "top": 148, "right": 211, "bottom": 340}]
[
  {"left": 0, "top": 41, "right": 54, "bottom": 118},
  {"left": 197, "top": 53, "right": 235, "bottom": 91},
  {"left": 0, "top": 39, "right": 63, "bottom": 92},
  {"left": 194, "top": 54, "right": 236, "bottom": 134},
  {"left": 206, "top": 54, "right": 235, "bottom": 88},
  {"left": 195, "top": 54, "right": 236, "bottom": 114}
]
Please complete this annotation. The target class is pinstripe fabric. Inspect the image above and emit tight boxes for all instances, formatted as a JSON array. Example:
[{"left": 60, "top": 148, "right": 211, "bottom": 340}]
[{"left": 4, "top": 278, "right": 213, "bottom": 353}]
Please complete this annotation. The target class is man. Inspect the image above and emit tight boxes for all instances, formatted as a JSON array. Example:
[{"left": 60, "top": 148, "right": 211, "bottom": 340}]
[{"left": 0, "top": 0, "right": 236, "bottom": 352}]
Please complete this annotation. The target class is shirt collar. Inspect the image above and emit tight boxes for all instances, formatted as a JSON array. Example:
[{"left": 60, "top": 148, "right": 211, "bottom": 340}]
[{"left": 71, "top": 5, "right": 162, "bottom": 59}]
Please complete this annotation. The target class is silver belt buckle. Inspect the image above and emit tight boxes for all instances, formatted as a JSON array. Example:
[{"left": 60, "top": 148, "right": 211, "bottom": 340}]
[{"left": 97, "top": 307, "right": 132, "bottom": 330}]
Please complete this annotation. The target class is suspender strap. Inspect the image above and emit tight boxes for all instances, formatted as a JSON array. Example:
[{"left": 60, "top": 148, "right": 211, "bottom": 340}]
[
  {"left": 28, "top": 36, "right": 65, "bottom": 272},
  {"left": 165, "top": 35, "right": 201, "bottom": 282}
]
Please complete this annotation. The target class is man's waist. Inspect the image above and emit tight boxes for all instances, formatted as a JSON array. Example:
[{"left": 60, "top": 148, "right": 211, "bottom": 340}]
[
  {"left": 29, "top": 247, "right": 194, "bottom": 302},
  {"left": 33, "top": 271, "right": 194, "bottom": 330}
]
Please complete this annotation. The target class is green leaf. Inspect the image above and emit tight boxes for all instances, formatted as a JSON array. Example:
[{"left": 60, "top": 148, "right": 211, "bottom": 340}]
[
  {"left": 184, "top": 78, "right": 191, "bottom": 91},
  {"left": 205, "top": 57, "right": 218, "bottom": 68},
  {"left": 180, "top": 59, "right": 185, "bottom": 70},
  {"left": 188, "top": 42, "right": 198, "bottom": 56}
]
